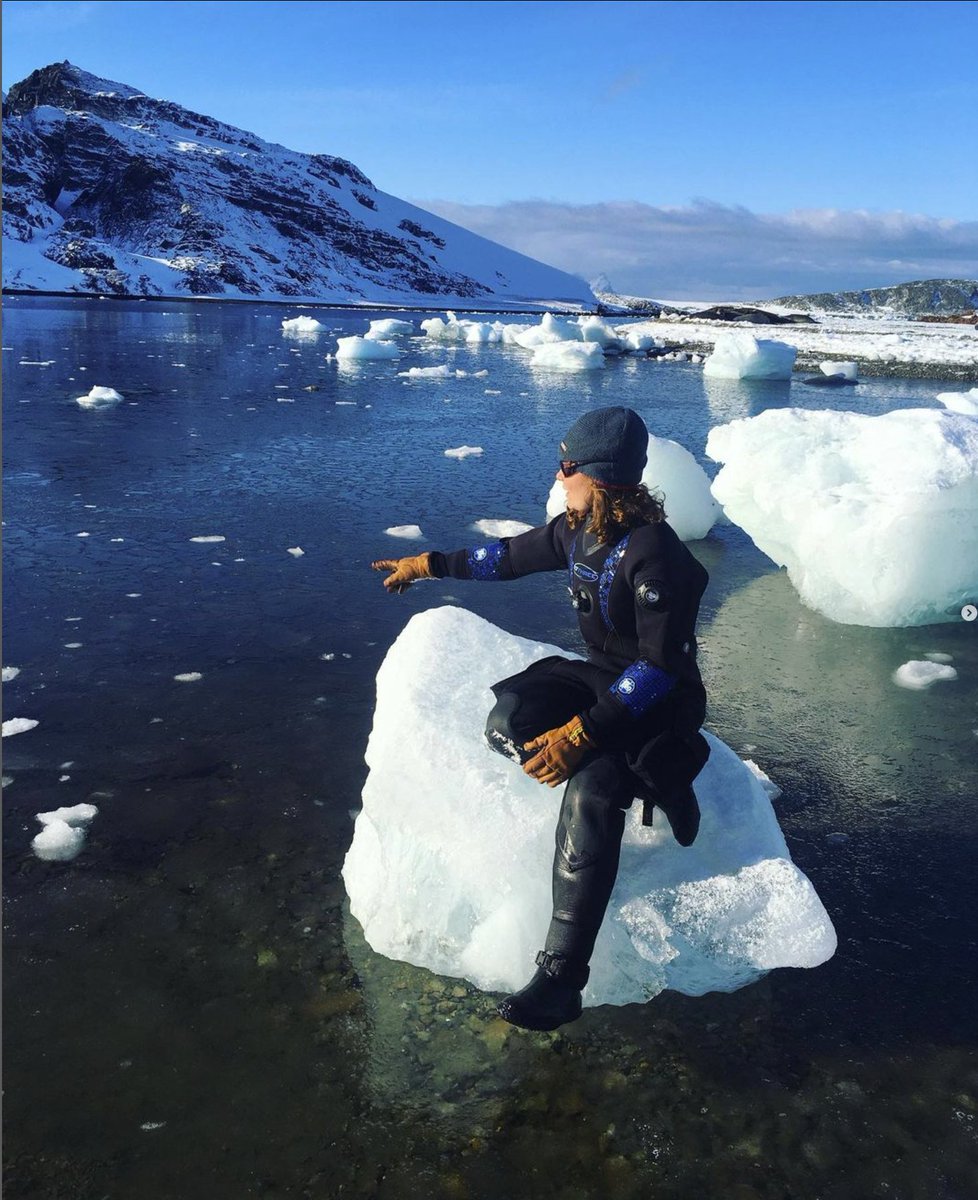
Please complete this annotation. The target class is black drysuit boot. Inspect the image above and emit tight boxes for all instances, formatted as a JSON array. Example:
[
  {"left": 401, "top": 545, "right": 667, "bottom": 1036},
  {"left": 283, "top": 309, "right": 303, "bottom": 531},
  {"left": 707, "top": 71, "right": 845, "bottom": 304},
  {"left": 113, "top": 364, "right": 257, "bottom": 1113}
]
[{"left": 497, "top": 756, "right": 631, "bottom": 1031}]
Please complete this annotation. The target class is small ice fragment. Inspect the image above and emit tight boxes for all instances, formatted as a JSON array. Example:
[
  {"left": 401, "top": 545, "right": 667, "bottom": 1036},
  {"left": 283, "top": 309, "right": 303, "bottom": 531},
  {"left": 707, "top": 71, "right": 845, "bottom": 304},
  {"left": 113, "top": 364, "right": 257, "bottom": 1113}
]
[
  {"left": 111, "top": 538, "right": 125, "bottom": 543},
  {"left": 1, "top": 776, "right": 13, "bottom": 788},
  {"left": 820, "top": 361, "right": 858, "bottom": 381},
  {"left": 32, "top": 820, "right": 86, "bottom": 861},
  {"left": 2, "top": 718, "right": 38, "bottom": 737},
  {"left": 484, "top": 389, "right": 502, "bottom": 395},
  {"left": 384, "top": 525, "right": 423, "bottom": 539},
  {"left": 282, "top": 316, "right": 323, "bottom": 333},
  {"left": 924, "top": 652, "right": 953, "bottom": 664},
  {"left": 37, "top": 806, "right": 97, "bottom": 825},
  {"left": 59, "top": 775, "right": 71, "bottom": 782},
  {"left": 76, "top": 532, "right": 90, "bottom": 538},
  {"left": 398, "top": 365, "right": 451, "bottom": 379},
  {"left": 76, "top": 386, "right": 123, "bottom": 409},
  {"left": 60, "top": 761, "right": 74, "bottom": 769},
  {"left": 826, "top": 832, "right": 850, "bottom": 845},
  {"left": 140, "top": 1122, "right": 167, "bottom": 1132},
  {"left": 892, "top": 660, "right": 958, "bottom": 690},
  {"left": 150, "top": 717, "right": 163, "bottom": 724},
  {"left": 65, "top": 643, "right": 83, "bottom": 649},
  {"left": 287, "top": 547, "right": 305, "bottom": 557},
  {"left": 342, "top": 653, "right": 352, "bottom": 659},
  {"left": 189, "top": 535, "right": 225, "bottom": 544},
  {"left": 320, "top": 653, "right": 336, "bottom": 661},
  {"left": 2, "top": 667, "right": 21, "bottom": 682},
  {"left": 66, "top": 617, "right": 82, "bottom": 622},
  {"left": 472, "top": 519, "right": 533, "bottom": 538},
  {"left": 444, "top": 446, "right": 483, "bottom": 459},
  {"left": 174, "top": 672, "right": 203, "bottom": 683},
  {"left": 126, "top": 593, "right": 142, "bottom": 598}
]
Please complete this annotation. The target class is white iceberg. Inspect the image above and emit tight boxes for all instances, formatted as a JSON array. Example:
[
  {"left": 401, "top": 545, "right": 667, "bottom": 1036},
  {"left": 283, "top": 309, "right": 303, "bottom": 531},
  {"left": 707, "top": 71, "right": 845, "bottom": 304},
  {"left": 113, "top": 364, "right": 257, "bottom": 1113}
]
[
  {"left": 420, "top": 313, "right": 504, "bottom": 345},
  {"left": 546, "top": 434, "right": 720, "bottom": 542},
  {"left": 707, "top": 407, "right": 978, "bottom": 626},
  {"left": 342, "top": 607, "right": 836, "bottom": 1007},
  {"left": 820, "top": 360, "right": 859, "bottom": 381},
  {"left": 398, "top": 365, "right": 452, "bottom": 379},
  {"left": 32, "top": 803, "right": 98, "bottom": 862},
  {"left": 530, "top": 342, "right": 606, "bottom": 372},
  {"left": 892, "top": 660, "right": 958, "bottom": 690},
  {"left": 366, "top": 318, "right": 414, "bottom": 339},
  {"left": 335, "top": 336, "right": 399, "bottom": 361},
  {"left": 512, "top": 312, "right": 583, "bottom": 349},
  {"left": 472, "top": 519, "right": 534, "bottom": 538},
  {"left": 385, "top": 524, "right": 423, "bottom": 539},
  {"left": 703, "top": 333, "right": 797, "bottom": 380},
  {"left": 2, "top": 717, "right": 38, "bottom": 737},
  {"left": 444, "top": 445, "right": 483, "bottom": 459},
  {"left": 576, "top": 315, "right": 622, "bottom": 349},
  {"left": 936, "top": 387, "right": 978, "bottom": 417},
  {"left": 76, "top": 386, "right": 123, "bottom": 409},
  {"left": 281, "top": 316, "right": 324, "bottom": 333}
]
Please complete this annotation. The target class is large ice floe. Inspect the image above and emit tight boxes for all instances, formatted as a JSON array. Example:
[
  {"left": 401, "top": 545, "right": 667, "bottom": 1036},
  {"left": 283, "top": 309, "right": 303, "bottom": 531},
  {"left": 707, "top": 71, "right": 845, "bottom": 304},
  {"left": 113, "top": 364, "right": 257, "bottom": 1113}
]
[
  {"left": 342, "top": 607, "right": 836, "bottom": 1007},
  {"left": 703, "top": 333, "right": 797, "bottom": 380},
  {"left": 546, "top": 434, "right": 720, "bottom": 541},
  {"left": 335, "top": 335, "right": 399, "bottom": 361},
  {"left": 707, "top": 407, "right": 978, "bottom": 626}
]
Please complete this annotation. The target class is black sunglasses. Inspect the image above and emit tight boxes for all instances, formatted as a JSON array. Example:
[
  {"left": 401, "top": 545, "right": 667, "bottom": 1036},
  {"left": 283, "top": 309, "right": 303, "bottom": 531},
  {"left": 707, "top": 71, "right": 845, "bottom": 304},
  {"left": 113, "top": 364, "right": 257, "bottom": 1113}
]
[{"left": 559, "top": 460, "right": 584, "bottom": 476}]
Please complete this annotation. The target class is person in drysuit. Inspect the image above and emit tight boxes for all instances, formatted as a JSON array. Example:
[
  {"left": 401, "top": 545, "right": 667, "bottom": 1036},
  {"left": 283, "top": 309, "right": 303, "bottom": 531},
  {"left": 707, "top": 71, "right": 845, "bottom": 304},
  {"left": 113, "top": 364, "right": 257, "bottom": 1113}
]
[{"left": 372, "top": 406, "right": 709, "bottom": 1031}]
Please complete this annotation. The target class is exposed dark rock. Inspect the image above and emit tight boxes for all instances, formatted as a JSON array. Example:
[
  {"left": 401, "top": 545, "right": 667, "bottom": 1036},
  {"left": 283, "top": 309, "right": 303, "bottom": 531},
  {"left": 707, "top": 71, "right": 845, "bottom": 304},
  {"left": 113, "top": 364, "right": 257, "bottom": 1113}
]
[
  {"left": 801, "top": 374, "right": 858, "bottom": 388},
  {"left": 689, "top": 305, "right": 816, "bottom": 325},
  {"left": 398, "top": 219, "right": 446, "bottom": 249},
  {"left": 771, "top": 279, "right": 978, "bottom": 318}
]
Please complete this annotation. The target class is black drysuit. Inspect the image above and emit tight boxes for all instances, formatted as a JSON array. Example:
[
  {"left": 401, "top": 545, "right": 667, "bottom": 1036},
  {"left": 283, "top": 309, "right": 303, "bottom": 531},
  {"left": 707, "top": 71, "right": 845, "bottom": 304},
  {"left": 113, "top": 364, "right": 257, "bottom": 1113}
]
[{"left": 429, "top": 513, "right": 710, "bottom": 973}]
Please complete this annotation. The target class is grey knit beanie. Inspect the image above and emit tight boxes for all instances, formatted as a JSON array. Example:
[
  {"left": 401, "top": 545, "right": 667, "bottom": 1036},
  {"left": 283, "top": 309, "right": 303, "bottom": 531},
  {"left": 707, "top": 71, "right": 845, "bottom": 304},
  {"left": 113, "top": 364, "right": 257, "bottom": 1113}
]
[{"left": 558, "top": 406, "right": 648, "bottom": 487}]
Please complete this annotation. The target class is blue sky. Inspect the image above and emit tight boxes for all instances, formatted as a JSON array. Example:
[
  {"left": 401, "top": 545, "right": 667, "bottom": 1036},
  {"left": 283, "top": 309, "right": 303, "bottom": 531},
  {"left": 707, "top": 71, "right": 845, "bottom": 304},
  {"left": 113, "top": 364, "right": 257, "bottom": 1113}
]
[{"left": 3, "top": 0, "right": 976, "bottom": 298}]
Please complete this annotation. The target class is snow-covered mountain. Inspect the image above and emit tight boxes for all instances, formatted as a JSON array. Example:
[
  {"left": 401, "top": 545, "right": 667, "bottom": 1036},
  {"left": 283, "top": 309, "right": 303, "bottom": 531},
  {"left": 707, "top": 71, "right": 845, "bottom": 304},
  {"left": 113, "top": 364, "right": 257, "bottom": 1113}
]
[
  {"left": 2, "top": 62, "right": 594, "bottom": 309},
  {"left": 770, "top": 279, "right": 978, "bottom": 317}
]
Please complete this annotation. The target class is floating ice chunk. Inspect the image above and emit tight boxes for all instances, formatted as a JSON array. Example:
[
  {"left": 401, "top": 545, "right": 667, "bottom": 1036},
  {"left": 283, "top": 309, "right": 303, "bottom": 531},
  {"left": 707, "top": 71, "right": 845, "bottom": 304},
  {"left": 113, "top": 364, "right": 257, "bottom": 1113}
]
[
  {"left": 512, "top": 313, "right": 583, "bottom": 349},
  {"left": 190, "top": 535, "right": 225, "bottom": 544},
  {"left": 620, "top": 329, "right": 661, "bottom": 353},
  {"left": 37, "top": 803, "right": 98, "bottom": 827},
  {"left": 576, "top": 315, "right": 622, "bottom": 349},
  {"left": 342, "top": 607, "right": 836, "bottom": 1006},
  {"left": 546, "top": 434, "right": 719, "bottom": 541},
  {"left": 892, "top": 660, "right": 958, "bottom": 689},
  {"left": 173, "top": 672, "right": 203, "bottom": 682},
  {"left": 444, "top": 445, "right": 483, "bottom": 459},
  {"left": 2, "top": 666, "right": 21, "bottom": 682},
  {"left": 703, "top": 333, "right": 797, "bottom": 380},
  {"left": 820, "top": 360, "right": 859, "bottom": 381},
  {"left": 398, "top": 365, "right": 452, "bottom": 379},
  {"left": 335, "top": 336, "right": 399, "bottom": 361},
  {"left": 707, "top": 407, "right": 978, "bottom": 626},
  {"left": 64, "top": 643, "right": 83, "bottom": 649},
  {"left": 2, "top": 718, "right": 38, "bottom": 737},
  {"left": 281, "top": 316, "right": 324, "bottom": 333},
  {"left": 76, "top": 531, "right": 90, "bottom": 538},
  {"left": 530, "top": 342, "right": 605, "bottom": 371},
  {"left": 472, "top": 519, "right": 534, "bottom": 538},
  {"left": 76, "top": 386, "right": 123, "bottom": 408},
  {"left": 420, "top": 313, "right": 504, "bottom": 344},
  {"left": 936, "top": 387, "right": 978, "bottom": 417},
  {"left": 32, "top": 822, "right": 84, "bottom": 860},
  {"left": 924, "top": 652, "right": 953, "bottom": 663},
  {"left": 286, "top": 546, "right": 305, "bottom": 557},
  {"left": 32, "top": 804, "right": 98, "bottom": 861},
  {"left": 366, "top": 318, "right": 414, "bottom": 339},
  {"left": 385, "top": 525, "right": 423, "bottom": 539}
]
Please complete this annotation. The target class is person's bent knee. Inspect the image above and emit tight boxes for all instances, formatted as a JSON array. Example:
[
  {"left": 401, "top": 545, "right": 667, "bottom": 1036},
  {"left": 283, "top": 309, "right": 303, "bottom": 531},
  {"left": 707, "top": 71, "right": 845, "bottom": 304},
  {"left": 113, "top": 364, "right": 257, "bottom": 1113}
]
[{"left": 485, "top": 693, "right": 528, "bottom": 763}]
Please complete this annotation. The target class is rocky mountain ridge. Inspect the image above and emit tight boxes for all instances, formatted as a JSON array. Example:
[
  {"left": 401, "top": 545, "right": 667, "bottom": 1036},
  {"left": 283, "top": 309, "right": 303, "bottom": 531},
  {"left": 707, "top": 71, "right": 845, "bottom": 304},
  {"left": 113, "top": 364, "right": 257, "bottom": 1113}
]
[
  {"left": 770, "top": 278, "right": 978, "bottom": 318},
  {"left": 2, "top": 62, "right": 593, "bottom": 308}
]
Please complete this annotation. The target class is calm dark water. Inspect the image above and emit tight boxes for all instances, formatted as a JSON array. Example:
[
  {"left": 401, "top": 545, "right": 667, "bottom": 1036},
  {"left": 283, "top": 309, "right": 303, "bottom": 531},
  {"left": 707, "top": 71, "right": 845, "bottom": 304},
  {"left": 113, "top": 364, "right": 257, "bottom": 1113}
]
[{"left": 3, "top": 295, "right": 977, "bottom": 1199}]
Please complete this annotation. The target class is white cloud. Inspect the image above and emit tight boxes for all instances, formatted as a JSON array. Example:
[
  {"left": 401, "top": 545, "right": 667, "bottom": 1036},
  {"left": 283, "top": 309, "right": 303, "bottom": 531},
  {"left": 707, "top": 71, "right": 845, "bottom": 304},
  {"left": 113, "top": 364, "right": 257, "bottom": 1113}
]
[{"left": 417, "top": 198, "right": 978, "bottom": 301}]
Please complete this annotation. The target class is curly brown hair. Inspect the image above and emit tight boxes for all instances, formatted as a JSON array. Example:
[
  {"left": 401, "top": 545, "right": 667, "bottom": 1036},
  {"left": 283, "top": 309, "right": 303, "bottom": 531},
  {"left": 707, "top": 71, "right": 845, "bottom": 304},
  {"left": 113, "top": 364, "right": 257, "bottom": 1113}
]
[{"left": 566, "top": 481, "right": 666, "bottom": 542}]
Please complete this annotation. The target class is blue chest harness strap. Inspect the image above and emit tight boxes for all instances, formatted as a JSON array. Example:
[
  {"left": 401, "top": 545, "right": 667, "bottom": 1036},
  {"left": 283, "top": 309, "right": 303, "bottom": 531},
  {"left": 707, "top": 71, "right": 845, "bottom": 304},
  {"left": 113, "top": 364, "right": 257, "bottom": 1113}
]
[{"left": 568, "top": 532, "right": 631, "bottom": 632}]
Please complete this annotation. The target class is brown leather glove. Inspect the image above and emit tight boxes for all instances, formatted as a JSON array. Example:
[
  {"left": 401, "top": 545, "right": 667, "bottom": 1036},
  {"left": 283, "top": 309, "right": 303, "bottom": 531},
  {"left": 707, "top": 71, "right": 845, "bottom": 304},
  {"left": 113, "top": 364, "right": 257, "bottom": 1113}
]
[
  {"left": 523, "top": 717, "right": 596, "bottom": 788},
  {"left": 371, "top": 552, "right": 436, "bottom": 594}
]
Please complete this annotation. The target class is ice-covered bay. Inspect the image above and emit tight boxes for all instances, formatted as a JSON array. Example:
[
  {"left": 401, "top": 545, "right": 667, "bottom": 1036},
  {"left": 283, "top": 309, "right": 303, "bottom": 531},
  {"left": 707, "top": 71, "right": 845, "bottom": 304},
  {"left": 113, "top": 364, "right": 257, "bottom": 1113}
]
[{"left": 342, "top": 607, "right": 836, "bottom": 1006}]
